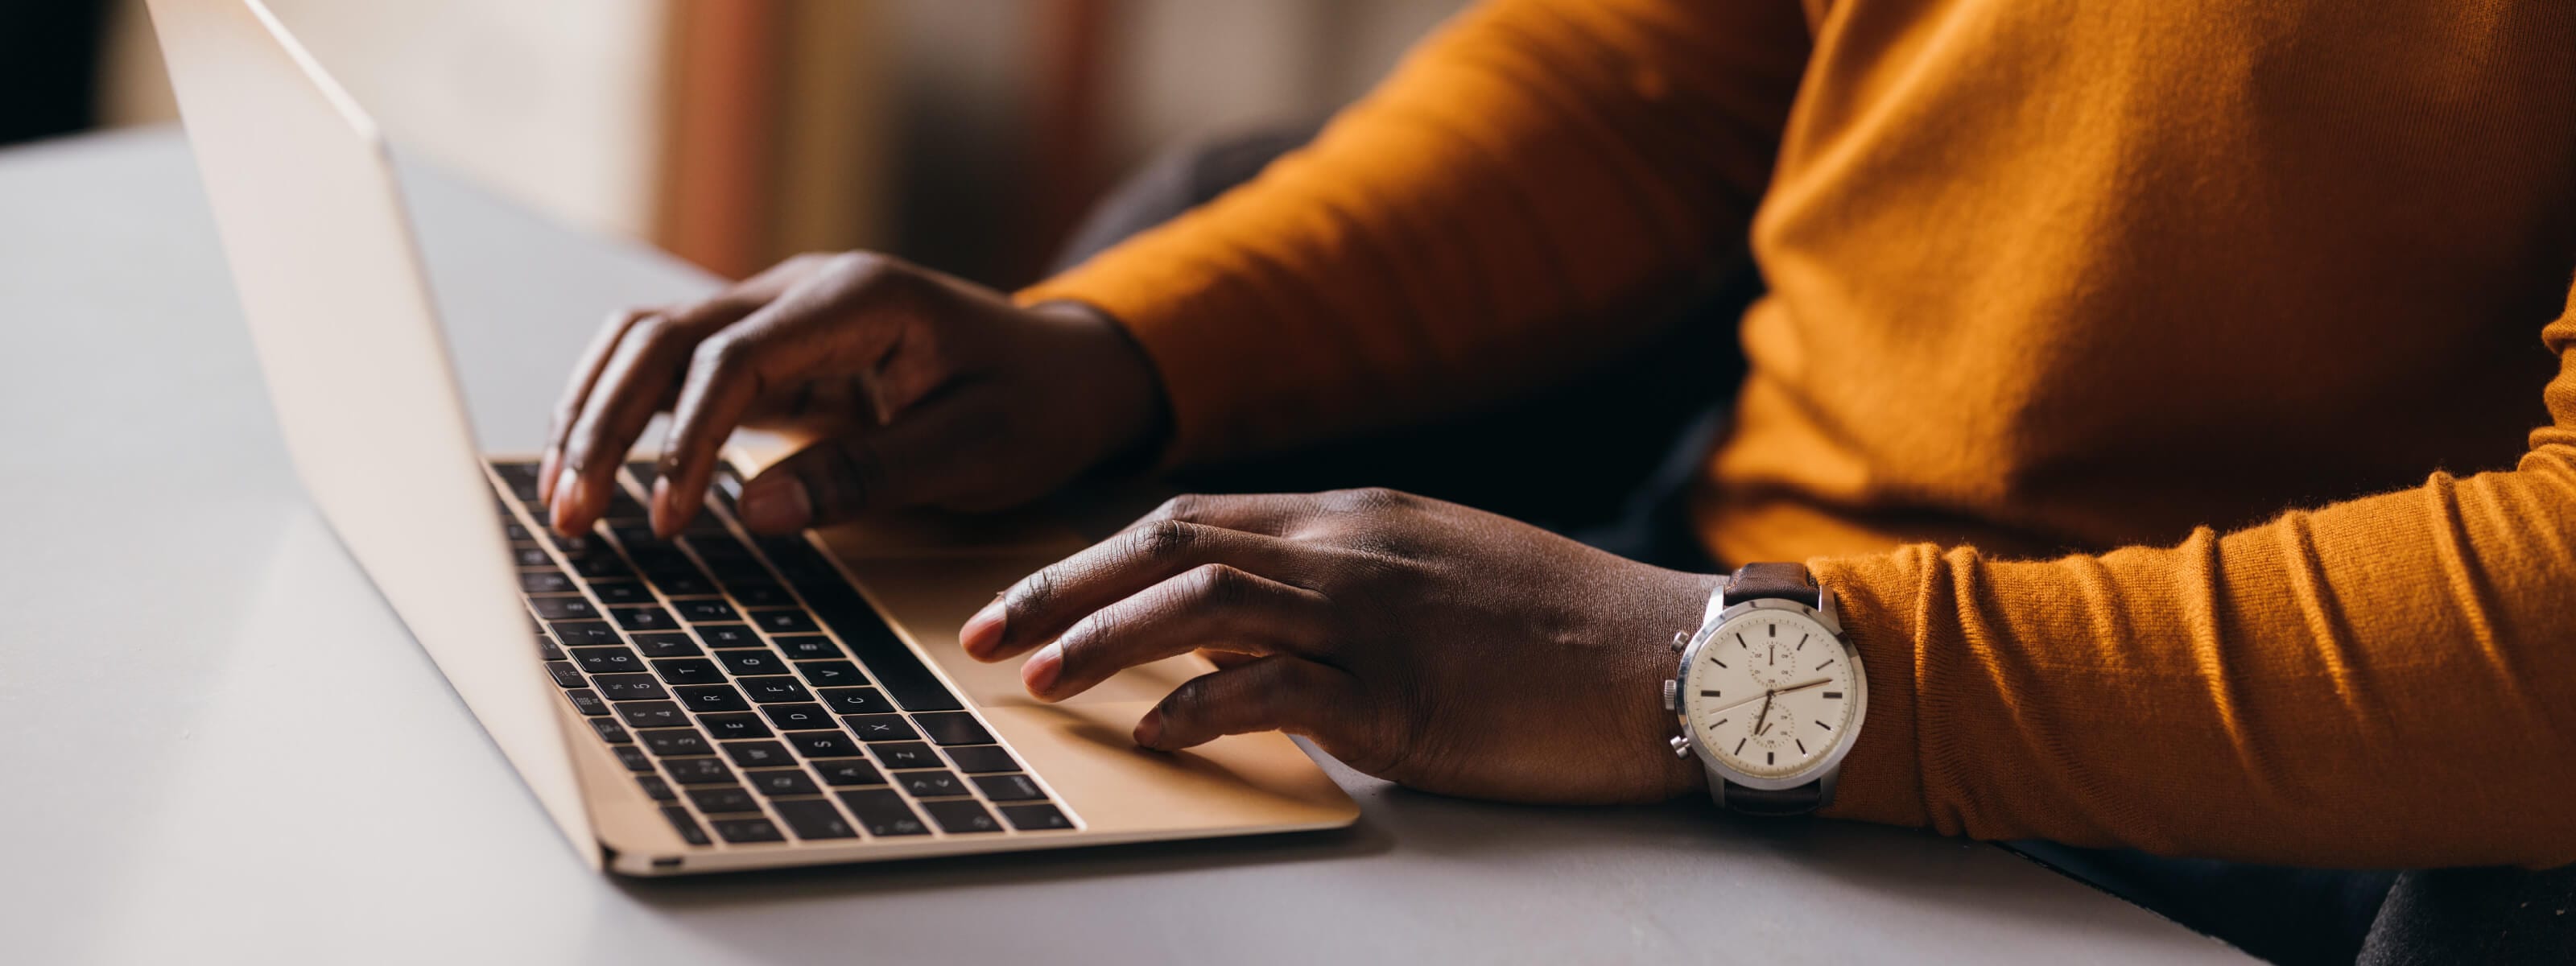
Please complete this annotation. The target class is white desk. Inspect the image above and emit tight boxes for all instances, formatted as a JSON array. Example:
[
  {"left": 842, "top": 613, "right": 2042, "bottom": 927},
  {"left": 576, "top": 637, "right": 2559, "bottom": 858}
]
[{"left": 0, "top": 129, "right": 2248, "bottom": 964}]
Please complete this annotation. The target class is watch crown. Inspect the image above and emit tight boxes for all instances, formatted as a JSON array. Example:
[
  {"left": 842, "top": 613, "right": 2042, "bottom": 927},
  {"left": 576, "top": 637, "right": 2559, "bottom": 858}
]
[
  {"left": 1669, "top": 734, "right": 1692, "bottom": 758},
  {"left": 1661, "top": 679, "right": 1678, "bottom": 712},
  {"left": 1670, "top": 630, "right": 1690, "bottom": 653}
]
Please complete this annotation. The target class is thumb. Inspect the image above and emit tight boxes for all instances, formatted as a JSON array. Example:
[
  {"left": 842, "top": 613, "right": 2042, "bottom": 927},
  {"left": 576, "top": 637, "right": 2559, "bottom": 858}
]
[{"left": 733, "top": 398, "right": 979, "bottom": 532}]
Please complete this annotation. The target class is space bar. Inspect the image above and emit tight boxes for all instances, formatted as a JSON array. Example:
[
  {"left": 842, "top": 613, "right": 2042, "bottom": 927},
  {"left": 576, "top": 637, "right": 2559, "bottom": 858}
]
[{"left": 797, "top": 580, "right": 964, "bottom": 711}]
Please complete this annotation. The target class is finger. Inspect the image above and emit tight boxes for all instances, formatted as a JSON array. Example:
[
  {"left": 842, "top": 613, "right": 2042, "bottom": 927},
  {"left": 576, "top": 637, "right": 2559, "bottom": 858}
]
[
  {"left": 728, "top": 390, "right": 991, "bottom": 533},
  {"left": 1134, "top": 654, "right": 1359, "bottom": 752},
  {"left": 542, "top": 308, "right": 653, "bottom": 505},
  {"left": 960, "top": 519, "right": 1319, "bottom": 662},
  {"left": 1021, "top": 564, "right": 1331, "bottom": 702},
  {"left": 650, "top": 258, "right": 935, "bottom": 535},
  {"left": 547, "top": 257, "right": 829, "bottom": 534}
]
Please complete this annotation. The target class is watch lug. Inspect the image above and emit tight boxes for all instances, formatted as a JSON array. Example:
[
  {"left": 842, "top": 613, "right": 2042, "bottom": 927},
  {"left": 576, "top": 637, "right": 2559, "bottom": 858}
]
[
  {"left": 1669, "top": 734, "right": 1692, "bottom": 758},
  {"left": 1661, "top": 679, "right": 1678, "bottom": 712},
  {"left": 1817, "top": 580, "right": 1843, "bottom": 634},
  {"left": 1669, "top": 630, "right": 1689, "bottom": 654}
]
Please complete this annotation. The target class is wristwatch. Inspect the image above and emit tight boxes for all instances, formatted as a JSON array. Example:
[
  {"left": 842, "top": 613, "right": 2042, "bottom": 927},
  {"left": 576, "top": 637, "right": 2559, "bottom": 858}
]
[{"left": 1662, "top": 563, "right": 1866, "bottom": 815}]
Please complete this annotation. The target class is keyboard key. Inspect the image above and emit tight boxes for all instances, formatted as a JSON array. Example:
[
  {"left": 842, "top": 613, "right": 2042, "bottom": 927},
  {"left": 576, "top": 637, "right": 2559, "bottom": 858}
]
[
  {"left": 493, "top": 460, "right": 543, "bottom": 493},
  {"left": 615, "top": 701, "right": 690, "bottom": 729},
  {"left": 921, "top": 799, "right": 1002, "bottom": 834},
  {"left": 815, "top": 600, "right": 963, "bottom": 711},
  {"left": 696, "top": 624, "right": 763, "bottom": 649},
  {"left": 629, "top": 632, "right": 703, "bottom": 658},
  {"left": 564, "top": 689, "right": 609, "bottom": 716},
  {"left": 785, "top": 730, "right": 863, "bottom": 759},
  {"left": 843, "top": 715, "right": 919, "bottom": 743},
  {"left": 673, "top": 684, "right": 751, "bottom": 712},
  {"left": 818, "top": 687, "right": 893, "bottom": 715},
  {"left": 722, "top": 741, "right": 795, "bottom": 768},
  {"left": 663, "top": 757, "right": 735, "bottom": 785},
  {"left": 544, "top": 533, "right": 601, "bottom": 555},
  {"left": 774, "top": 636, "right": 842, "bottom": 661},
  {"left": 913, "top": 712, "right": 994, "bottom": 745},
  {"left": 715, "top": 650, "right": 791, "bottom": 676},
  {"left": 747, "top": 609, "right": 819, "bottom": 634},
  {"left": 771, "top": 799, "right": 858, "bottom": 840},
  {"left": 513, "top": 547, "right": 555, "bottom": 568},
  {"left": 648, "top": 572, "right": 718, "bottom": 597},
  {"left": 762, "top": 703, "right": 837, "bottom": 731},
  {"left": 625, "top": 547, "right": 696, "bottom": 574},
  {"left": 943, "top": 745, "right": 1020, "bottom": 774},
  {"left": 544, "top": 661, "right": 586, "bottom": 687},
  {"left": 593, "top": 673, "right": 671, "bottom": 702},
  {"left": 537, "top": 636, "right": 566, "bottom": 662},
  {"left": 590, "top": 580, "right": 654, "bottom": 605},
  {"left": 795, "top": 660, "right": 867, "bottom": 687},
  {"left": 710, "top": 817, "right": 786, "bottom": 844},
  {"left": 745, "top": 770, "right": 820, "bottom": 797},
  {"left": 741, "top": 676, "right": 814, "bottom": 704},
  {"left": 836, "top": 789, "right": 928, "bottom": 836},
  {"left": 641, "top": 729, "right": 714, "bottom": 758},
  {"left": 588, "top": 718, "right": 633, "bottom": 744},
  {"left": 999, "top": 803, "right": 1074, "bottom": 831},
  {"left": 637, "top": 774, "right": 677, "bottom": 801},
  {"left": 687, "top": 786, "right": 762, "bottom": 814},
  {"left": 972, "top": 774, "right": 1046, "bottom": 802},
  {"left": 697, "top": 712, "right": 773, "bottom": 740},
  {"left": 519, "top": 570, "right": 576, "bottom": 594},
  {"left": 814, "top": 759, "right": 886, "bottom": 786},
  {"left": 613, "top": 745, "right": 654, "bottom": 772},
  {"left": 650, "top": 658, "right": 724, "bottom": 686},
  {"left": 898, "top": 769, "right": 970, "bottom": 798},
  {"left": 609, "top": 524, "right": 671, "bottom": 551},
  {"left": 673, "top": 599, "right": 739, "bottom": 623},
  {"left": 568, "top": 554, "right": 634, "bottom": 580},
  {"left": 570, "top": 646, "right": 645, "bottom": 675},
  {"left": 661, "top": 806, "right": 711, "bottom": 844},
  {"left": 503, "top": 520, "right": 534, "bottom": 542},
  {"left": 609, "top": 605, "right": 679, "bottom": 632},
  {"left": 624, "top": 461, "right": 659, "bottom": 490},
  {"left": 726, "top": 580, "right": 796, "bottom": 609},
  {"left": 872, "top": 741, "right": 940, "bottom": 770},
  {"left": 528, "top": 596, "right": 597, "bottom": 621},
  {"left": 548, "top": 621, "right": 623, "bottom": 646}
]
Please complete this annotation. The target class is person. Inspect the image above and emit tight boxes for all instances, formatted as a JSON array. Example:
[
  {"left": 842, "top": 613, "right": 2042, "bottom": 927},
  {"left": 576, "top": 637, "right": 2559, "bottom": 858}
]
[{"left": 535, "top": 0, "right": 2574, "bottom": 960}]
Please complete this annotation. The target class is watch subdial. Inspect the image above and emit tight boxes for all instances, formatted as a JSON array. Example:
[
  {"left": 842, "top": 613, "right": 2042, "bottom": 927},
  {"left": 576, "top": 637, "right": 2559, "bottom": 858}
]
[{"left": 1748, "top": 701, "right": 1799, "bottom": 750}]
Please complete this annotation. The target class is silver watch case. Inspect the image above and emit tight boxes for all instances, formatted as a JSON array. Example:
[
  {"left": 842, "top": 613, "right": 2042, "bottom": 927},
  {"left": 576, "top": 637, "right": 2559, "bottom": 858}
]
[{"left": 1671, "top": 592, "right": 1868, "bottom": 793}]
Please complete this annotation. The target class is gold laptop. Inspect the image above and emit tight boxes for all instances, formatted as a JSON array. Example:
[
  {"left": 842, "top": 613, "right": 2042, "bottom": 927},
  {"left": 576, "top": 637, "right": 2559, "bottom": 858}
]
[{"left": 147, "top": 0, "right": 1356, "bottom": 875}]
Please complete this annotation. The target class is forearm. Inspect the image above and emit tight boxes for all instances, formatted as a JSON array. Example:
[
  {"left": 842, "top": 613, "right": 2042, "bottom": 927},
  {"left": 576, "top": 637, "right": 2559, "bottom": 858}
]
[
  {"left": 1020, "top": 0, "right": 1808, "bottom": 465},
  {"left": 1816, "top": 439, "right": 2576, "bottom": 867}
]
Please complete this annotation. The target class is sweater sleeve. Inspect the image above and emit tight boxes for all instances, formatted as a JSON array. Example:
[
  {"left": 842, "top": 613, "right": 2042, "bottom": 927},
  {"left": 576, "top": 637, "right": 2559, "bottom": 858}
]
[
  {"left": 1817, "top": 287, "right": 2576, "bottom": 869},
  {"left": 1018, "top": 0, "right": 1810, "bottom": 464}
]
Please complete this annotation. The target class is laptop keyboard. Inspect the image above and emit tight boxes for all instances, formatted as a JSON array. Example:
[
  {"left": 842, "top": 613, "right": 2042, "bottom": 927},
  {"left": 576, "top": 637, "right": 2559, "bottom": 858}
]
[{"left": 486, "top": 459, "right": 1076, "bottom": 848}]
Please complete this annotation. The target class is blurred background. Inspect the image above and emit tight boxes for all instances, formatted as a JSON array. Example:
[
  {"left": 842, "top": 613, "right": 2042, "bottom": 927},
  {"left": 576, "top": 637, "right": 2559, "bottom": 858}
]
[{"left": 0, "top": 0, "right": 1467, "bottom": 288}]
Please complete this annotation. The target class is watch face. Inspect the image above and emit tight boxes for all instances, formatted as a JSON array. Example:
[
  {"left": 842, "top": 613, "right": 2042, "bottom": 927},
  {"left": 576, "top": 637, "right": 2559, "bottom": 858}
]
[{"left": 1681, "top": 608, "right": 1858, "bottom": 780}]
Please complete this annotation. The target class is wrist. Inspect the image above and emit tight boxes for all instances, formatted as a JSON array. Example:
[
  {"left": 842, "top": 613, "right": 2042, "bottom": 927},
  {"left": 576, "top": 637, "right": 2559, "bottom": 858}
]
[{"left": 1026, "top": 299, "right": 1173, "bottom": 475}]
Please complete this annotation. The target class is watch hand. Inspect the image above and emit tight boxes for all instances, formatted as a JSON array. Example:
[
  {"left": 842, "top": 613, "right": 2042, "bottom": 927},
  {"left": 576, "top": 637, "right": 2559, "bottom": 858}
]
[
  {"left": 1704, "top": 687, "right": 1780, "bottom": 719},
  {"left": 1773, "top": 678, "right": 1831, "bottom": 696},
  {"left": 1752, "top": 689, "right": 1777, "bottom": 735}
]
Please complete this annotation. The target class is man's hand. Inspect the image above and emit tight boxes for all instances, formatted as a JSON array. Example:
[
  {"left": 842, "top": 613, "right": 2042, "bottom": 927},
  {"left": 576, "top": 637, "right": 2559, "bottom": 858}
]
[
  {"left": 539, "top": 251, "right": 1166, "bottom": 537},
  {"left": 959, "top": 489, "right": 1720, "bottom": 804}
]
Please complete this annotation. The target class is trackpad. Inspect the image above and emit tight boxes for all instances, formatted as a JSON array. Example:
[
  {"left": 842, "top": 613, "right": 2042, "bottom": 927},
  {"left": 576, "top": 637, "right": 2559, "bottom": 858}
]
[{"left": 831, "top": 552, "right": 1212, "bottom": 707}]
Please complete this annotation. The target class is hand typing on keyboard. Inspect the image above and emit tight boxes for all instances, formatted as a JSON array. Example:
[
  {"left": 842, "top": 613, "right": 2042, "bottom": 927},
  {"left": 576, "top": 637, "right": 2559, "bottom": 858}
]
[
  {"left": 959, "top": 489, "right": 1723, "bottom": 805},
  {"left": 536, "top": 251, "right": 1167, "bottom": 539}
]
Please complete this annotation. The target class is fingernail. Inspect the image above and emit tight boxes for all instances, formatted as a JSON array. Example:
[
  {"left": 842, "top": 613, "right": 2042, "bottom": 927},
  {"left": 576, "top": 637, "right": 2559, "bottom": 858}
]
[
  {"left": 959, "top": 595, "right": 1006, "bottom": 658},
  {"left": 551, "top": 468, "right": 589, "bottom": 533},
  {"left": 1022, "top": 642, "right": 1063, "bottom": 699},
  {"left": 739, "top": 476, "right": 811, "bottom": 533},
  {"left": 649, "top": 477, "right": 678, "bottom": 538},
  {"left": 537, "top": 450, "right": 560, "bottom": 503},
  {"left": 1133, "top": 708, "right": 1165, "bottom": 749}
]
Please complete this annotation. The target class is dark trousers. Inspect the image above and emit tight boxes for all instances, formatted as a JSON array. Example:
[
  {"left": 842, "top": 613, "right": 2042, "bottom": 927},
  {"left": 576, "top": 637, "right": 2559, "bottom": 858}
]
[{"left": 1053, "top": 127, "right": 2576, "bottom": 966}]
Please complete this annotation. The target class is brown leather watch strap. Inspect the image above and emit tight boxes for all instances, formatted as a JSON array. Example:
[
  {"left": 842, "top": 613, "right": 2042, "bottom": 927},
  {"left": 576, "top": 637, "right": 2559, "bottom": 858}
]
[
  {"left": 1724, "top": 562, "right": 1820, "bottom": 609},
  {"left": 1722, "top": 780, "right": 1825, "bottom": 816}
]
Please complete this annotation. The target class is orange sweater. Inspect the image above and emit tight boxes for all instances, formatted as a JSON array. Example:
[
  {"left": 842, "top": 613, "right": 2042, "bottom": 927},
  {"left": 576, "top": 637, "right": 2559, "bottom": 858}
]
[{"left": 1020, "top": 0, "right": 2576, "bottom": 867}]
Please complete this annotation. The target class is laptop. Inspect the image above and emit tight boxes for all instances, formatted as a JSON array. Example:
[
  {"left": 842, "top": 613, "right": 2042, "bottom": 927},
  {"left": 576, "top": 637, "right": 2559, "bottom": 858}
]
[{"left": 146, "top": 0, "right": 1358, "bottom": 875}]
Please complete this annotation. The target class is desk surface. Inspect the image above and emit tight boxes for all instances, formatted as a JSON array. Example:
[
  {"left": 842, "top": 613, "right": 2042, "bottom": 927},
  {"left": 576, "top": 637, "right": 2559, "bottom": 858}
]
[{"left": 0, "top": 130, "right": 2246, "bottom": 964}]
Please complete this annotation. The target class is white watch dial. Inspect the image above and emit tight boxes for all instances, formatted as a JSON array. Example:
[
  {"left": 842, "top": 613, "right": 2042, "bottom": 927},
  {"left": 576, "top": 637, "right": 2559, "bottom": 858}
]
[{"left": 1681, "top": 609, "right": 1857, "bottom": 780}]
